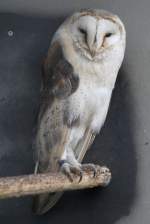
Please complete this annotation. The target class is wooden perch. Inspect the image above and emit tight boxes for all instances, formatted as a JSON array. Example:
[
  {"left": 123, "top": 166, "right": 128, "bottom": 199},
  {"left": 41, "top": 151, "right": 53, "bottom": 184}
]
[{"left": 0, "top": 165, "right": 111, "bottom": 199}]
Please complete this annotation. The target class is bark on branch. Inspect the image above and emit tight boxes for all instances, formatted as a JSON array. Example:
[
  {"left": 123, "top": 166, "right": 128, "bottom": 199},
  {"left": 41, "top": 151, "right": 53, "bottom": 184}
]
[{"left": 0, "top": 165, "right": 111, "bottom": 199}]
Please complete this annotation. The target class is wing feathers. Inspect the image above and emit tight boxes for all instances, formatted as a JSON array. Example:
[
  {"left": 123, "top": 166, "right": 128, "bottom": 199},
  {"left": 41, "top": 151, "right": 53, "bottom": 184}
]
[
  {"left": 33, "top": 40, "right": 79, "bottom": 214},
  {"left": 42, "top": 41, "right": 79, "bottom": 100},
  {"left": 75, "top": 128, "right": 96, "bottom": 162}
]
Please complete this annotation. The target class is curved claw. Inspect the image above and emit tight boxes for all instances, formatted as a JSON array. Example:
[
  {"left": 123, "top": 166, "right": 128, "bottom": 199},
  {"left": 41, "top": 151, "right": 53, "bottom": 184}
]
[
  {"left": 82, "top": 163, "right": 97, "bottom": 178},
  {"left": 60, "top": 162, "right": 74, "bottom": 182},
  {"left": 70, "top": 166, "right": 83, "bottom": 182},
  {"left": 77, "top": 170, "right": 83, "bottom": 183}
]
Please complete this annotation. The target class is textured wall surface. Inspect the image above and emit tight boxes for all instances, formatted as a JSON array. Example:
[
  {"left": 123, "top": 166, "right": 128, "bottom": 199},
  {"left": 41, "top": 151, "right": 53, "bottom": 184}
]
[{"left": 0, "top": 1, "right": 149, "bottom": 223}]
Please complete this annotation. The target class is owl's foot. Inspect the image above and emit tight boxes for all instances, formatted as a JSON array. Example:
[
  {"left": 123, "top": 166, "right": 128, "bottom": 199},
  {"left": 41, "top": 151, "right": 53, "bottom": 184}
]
[
  {"left": 59, "top": 160, "right": 83, "bottom": 182},
  {"left": 82, "top": 164, "right": 111, "bottom": 186},
  {"left": 59, "top": 160, "right": 111, "bottom": 186}
]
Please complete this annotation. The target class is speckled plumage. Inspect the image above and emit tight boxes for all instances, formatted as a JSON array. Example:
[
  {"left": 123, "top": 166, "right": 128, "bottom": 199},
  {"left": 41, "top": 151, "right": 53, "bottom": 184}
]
[{"left": 32, "top": 9, "right": 126, "bottom": 214}]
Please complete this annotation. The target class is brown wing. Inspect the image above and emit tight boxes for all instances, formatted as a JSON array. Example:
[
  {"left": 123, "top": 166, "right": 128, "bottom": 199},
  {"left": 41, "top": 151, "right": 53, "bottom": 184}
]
[
  {"left": 35, "top": 40, "right": 79, "bottom": 170},
  {"left": 32, "top": 40, "right": 79, "bottom": 215},
  {"left": 42, "top": 41, "right": 79, "bottom": 100}
]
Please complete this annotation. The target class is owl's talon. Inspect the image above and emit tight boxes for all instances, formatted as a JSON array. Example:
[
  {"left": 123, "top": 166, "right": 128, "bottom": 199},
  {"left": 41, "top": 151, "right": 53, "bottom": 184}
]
[
  {"left": 59, "top": 160, "right": 83, "bottom": 182},
  {"left": 81, "top": 163, "right": 97, "bottom": 178},
  {"left": 60, "top": 162, "right": 74, "bottom": 182},
  {"left": 78, "top": 170, "right": 83, "bottom": 183}
]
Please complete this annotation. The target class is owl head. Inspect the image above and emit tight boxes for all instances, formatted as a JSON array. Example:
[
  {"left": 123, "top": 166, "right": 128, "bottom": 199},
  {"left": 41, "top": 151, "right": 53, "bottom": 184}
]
[{"left": 57, "top": 9, "right": 126, "bottom": 62}]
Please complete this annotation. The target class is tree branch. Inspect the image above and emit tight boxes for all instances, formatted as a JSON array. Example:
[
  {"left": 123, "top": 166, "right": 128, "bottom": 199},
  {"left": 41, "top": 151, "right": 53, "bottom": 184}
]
[{"left": 0, "top": 165, "right": 111, "bottom": 199}]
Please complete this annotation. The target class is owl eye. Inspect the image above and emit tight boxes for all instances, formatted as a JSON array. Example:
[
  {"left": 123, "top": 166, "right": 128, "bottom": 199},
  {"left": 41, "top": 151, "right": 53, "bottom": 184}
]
[
  {"left": 105, "top": 33, "right": 113, "bottom": 38},
  {"left": 78, "top": 28, "right": 87, "bottom": 35},
  {"left": 78, "top": 28, "right": 87, "bottom": 44}
]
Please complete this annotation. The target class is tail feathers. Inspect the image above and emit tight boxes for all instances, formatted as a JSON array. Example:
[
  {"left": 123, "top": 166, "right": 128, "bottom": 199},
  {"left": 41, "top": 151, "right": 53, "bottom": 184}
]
[
  {"left": 32, "top": 192, "right": 63, "bottom": 215},
  {"left": 33, "top": 161, "right": 63, "bottom": 215}
]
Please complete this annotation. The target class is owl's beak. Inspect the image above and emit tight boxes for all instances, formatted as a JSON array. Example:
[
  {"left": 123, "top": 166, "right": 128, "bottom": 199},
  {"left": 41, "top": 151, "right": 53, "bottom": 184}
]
[
  {"left": 89, "top": 49, "right": 96, "bottom": 58},
  {"left": 88, "top": 45, "right": 97, "bottom": 58},
  {"left": 88, "top": 43, "right": 96, "bottom": 57},
  {"left": 88, "top": 33, "right": 104, "bottom": 58},
  {"left": 87, "top": 32, "right": 97, "bottom": 58}
]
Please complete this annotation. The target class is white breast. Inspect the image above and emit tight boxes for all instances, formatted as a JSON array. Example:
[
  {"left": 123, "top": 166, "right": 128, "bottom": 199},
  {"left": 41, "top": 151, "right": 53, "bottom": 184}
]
[{"left": 67, "top": 73, "right": 112, "bottom": 133}]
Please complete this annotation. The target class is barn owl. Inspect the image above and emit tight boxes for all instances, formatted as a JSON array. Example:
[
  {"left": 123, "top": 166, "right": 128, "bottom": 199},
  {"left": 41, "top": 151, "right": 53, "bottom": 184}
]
[{"left": 32, "top": 9, "right": 126, "bottom": 214}]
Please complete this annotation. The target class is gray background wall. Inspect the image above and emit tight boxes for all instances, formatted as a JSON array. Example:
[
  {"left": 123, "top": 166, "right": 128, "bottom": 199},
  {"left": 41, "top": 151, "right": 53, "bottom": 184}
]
[{"left": 0, "top": 0, "right": 150, "bottom": 223}]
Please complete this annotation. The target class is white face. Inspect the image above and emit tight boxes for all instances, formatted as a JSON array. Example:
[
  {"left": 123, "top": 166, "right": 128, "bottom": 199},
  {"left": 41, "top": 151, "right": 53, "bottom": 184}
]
[{"left": 68, "top": 13, "right": 125, "bottom": 61}]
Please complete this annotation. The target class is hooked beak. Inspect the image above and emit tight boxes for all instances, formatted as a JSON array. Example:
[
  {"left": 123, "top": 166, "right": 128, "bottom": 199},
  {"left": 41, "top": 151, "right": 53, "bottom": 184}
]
[
  {"left": 89, "top": 49, "right": 96, "bottom": 58},
  {"left": 87, "top": 32, "right": 97, "bottom": 58},
  {"left": 88, "top": 46, "right": 97, "bottom": 58},
  {"left": 87, "top": 38, "right": 97, "bottom": 58}
]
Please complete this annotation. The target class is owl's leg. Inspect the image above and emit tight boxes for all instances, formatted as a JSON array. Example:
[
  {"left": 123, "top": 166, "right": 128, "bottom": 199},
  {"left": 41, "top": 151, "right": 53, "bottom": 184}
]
[
  {"left": 59, "top": 151, "right": 83, "bottom": 182},
  {"left": 59, "top": 127, "right": 84, "bottom": 182},
  {"left": 59, "top": 127, "right": 110, "bottom": 183}
]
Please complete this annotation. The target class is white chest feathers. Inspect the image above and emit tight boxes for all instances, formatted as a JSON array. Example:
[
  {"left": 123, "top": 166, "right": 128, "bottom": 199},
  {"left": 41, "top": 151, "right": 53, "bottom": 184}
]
[{"left": 66, "top": 74, "right": 112, "bottom": 133}]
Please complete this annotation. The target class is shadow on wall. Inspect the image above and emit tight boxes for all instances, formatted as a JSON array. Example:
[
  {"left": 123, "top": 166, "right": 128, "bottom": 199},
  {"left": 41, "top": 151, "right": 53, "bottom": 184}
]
[{"left": 0, "top": 13, "right": 137, "bottom": 224}]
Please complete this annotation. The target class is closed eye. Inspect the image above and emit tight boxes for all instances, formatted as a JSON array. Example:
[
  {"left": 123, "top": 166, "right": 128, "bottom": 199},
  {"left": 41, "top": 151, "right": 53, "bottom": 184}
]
[
  {"left": 78, "top": 28, "right": 87, "bottom": 35},
  {"left": 105, "top": 32, "right": 113, "bottom": 38},
  {"left": 78, "top": 27, "right": 88, "bottom": 45}
]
